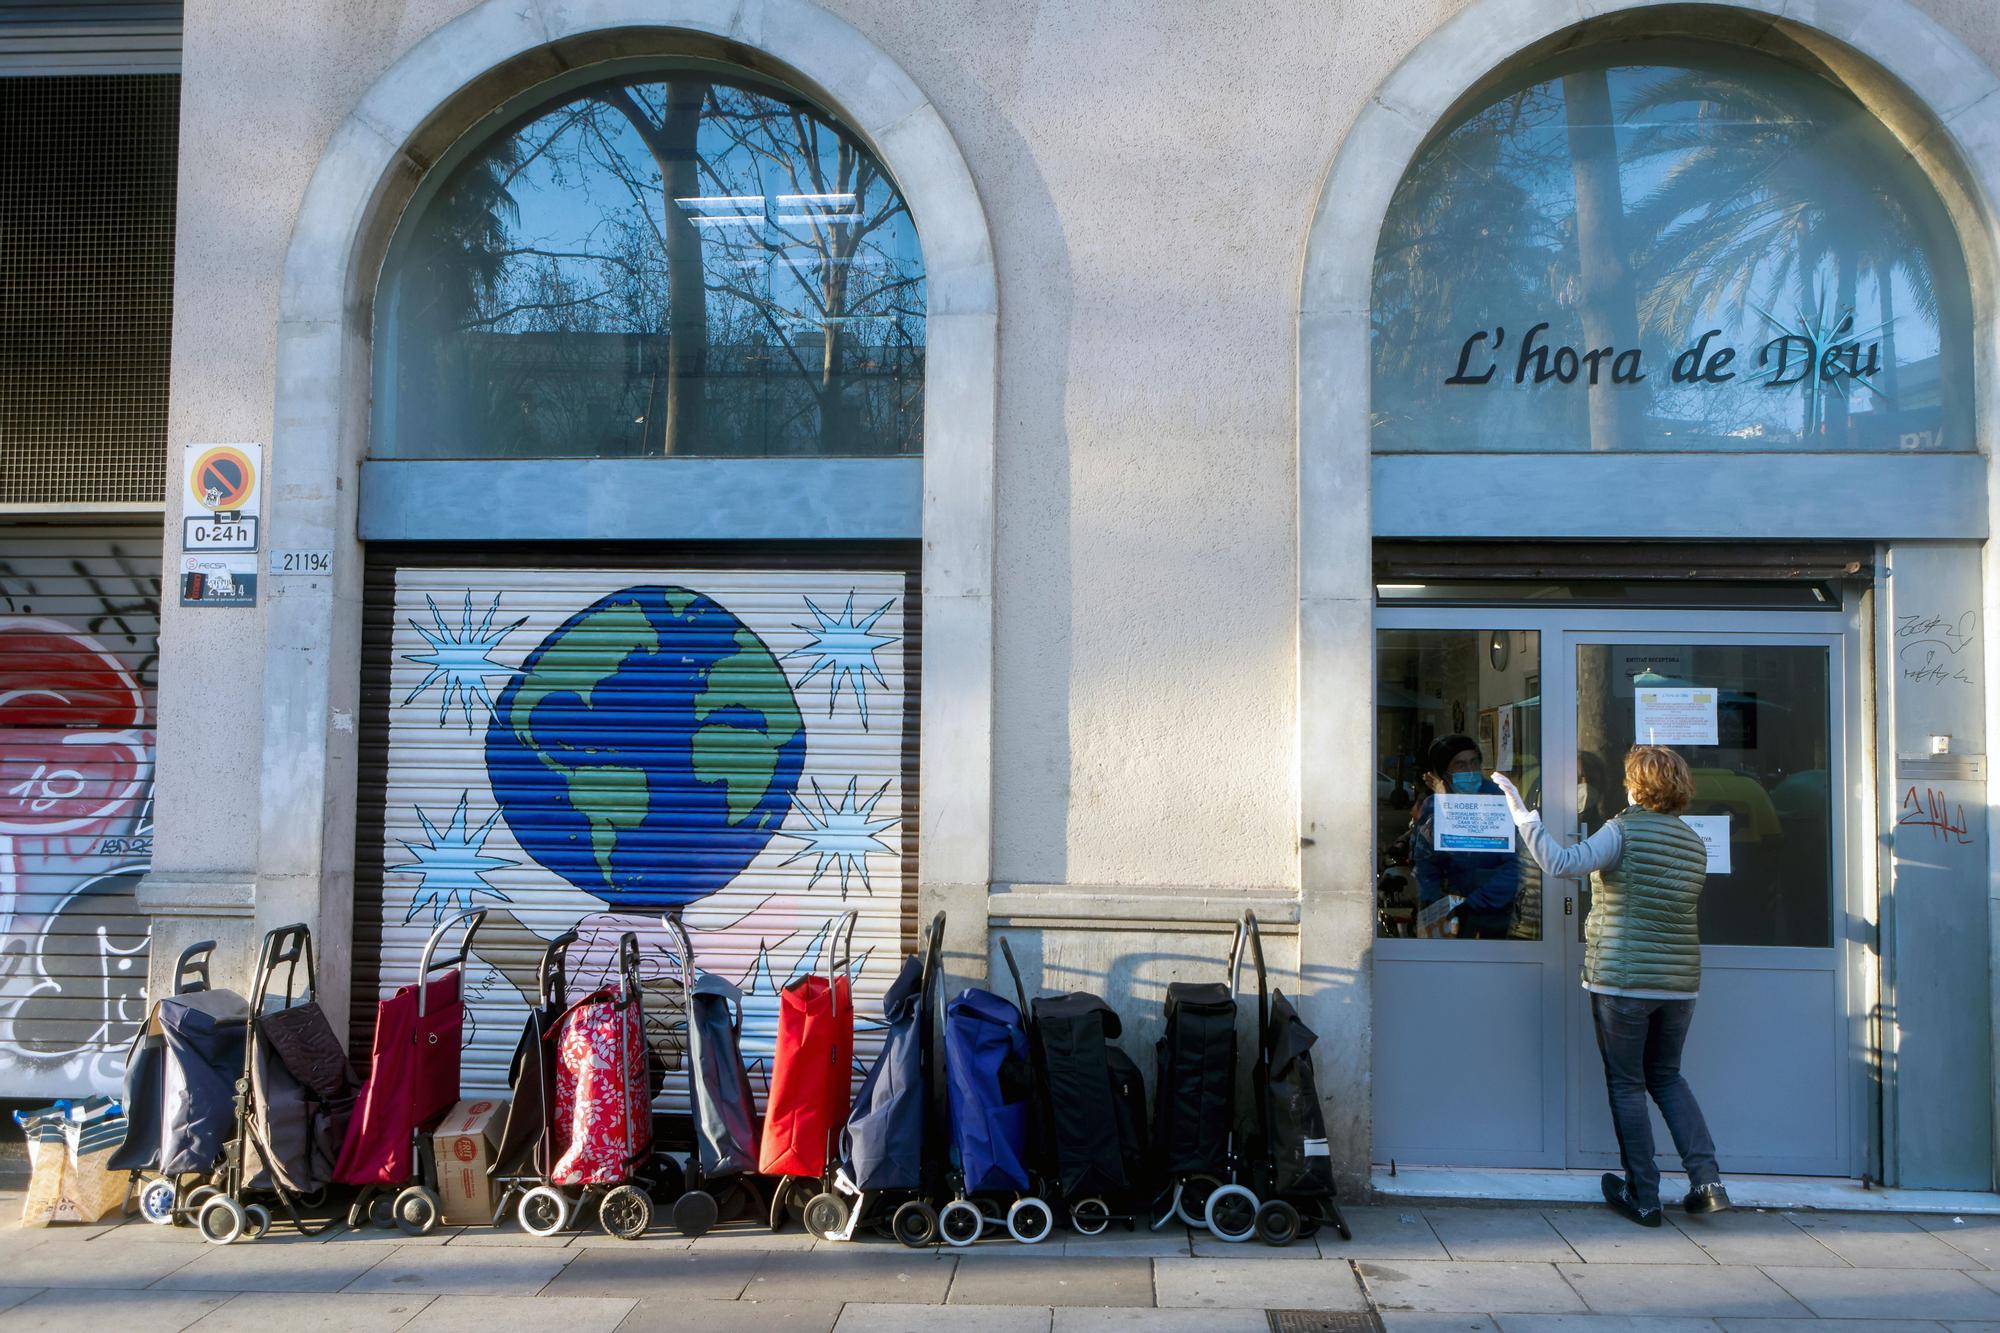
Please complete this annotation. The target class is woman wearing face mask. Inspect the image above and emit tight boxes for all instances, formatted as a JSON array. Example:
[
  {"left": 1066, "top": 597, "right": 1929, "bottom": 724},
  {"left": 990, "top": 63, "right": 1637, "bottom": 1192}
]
[
  {"left": 1409, "top": 734, "right": 1521, "bottom": 940},
  {"left": 1492, "top": 746, "right": 1729, "bottom": 1229}
]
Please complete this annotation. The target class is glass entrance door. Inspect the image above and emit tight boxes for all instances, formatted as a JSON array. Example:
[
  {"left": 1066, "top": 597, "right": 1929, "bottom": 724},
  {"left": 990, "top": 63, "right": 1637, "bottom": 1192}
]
[{"left": 1372, "top": 605, "right": 1858, "bottom": 1178}]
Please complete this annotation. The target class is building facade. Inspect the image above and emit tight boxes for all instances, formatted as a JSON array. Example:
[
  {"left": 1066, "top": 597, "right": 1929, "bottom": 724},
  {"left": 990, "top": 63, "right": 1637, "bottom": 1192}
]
[{"left": 6, "top": 0, "right": 2000, "bottom": 1196}]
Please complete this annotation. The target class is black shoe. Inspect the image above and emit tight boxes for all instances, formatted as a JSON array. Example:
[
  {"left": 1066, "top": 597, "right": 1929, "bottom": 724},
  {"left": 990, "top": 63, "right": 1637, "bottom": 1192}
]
[
  {"left": 1683, "top": 1183, "right": 1732, "bottom": 1215},
  {"left": 1600, "top": 1172, "right": 1663, "bottom": 1227}
]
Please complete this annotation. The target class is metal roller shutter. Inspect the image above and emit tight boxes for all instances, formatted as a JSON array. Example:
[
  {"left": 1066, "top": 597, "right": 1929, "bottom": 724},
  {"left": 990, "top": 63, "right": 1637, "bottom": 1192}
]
[
  {"left": 356, "top": 549, "right": 919, "bottom": 1111},
  {"left": 0, "top": 4, "right": 181, "bottom": 76},
  {"left": 0, "top": 523, "right": 161, "bottom": 1098}
]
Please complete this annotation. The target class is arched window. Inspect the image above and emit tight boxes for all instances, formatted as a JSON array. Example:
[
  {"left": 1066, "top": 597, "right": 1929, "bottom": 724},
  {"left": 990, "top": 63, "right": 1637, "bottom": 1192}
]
[
  {"left": 374, "top": 62, "right": 925, "bottom": 459},
  {"left": 1371, "top": 40, "right": 1973, "bottom": 453}
]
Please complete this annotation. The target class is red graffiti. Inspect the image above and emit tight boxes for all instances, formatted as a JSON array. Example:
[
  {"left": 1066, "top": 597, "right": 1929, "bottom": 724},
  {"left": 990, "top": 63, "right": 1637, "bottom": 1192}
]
[
  {"left": 1898, "top": 785, "right": 1974, "bottom": 846},
  {"left": 0, "top": 621, "right": 149, "bottom": 841}
]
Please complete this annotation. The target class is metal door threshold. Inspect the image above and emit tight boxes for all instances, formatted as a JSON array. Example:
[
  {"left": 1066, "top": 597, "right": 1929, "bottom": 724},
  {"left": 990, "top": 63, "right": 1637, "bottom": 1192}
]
[{"left": 1373, "top": 1165, "right": 2000, "bottom": 1215}]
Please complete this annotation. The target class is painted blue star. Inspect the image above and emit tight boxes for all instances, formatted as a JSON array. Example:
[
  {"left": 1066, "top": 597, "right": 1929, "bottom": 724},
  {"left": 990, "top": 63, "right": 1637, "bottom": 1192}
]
[
  {"left": 784, "top": 592, "right": 898, "bottom": 728},
  {"left": 389, "top": 793, "right": 517, "bottom": 924},
  {"left": 776, "top": 777, "right": 899, "bottom": 896},
  {"left": 402, "top": 592, "right": 526, "bottom": 730}
]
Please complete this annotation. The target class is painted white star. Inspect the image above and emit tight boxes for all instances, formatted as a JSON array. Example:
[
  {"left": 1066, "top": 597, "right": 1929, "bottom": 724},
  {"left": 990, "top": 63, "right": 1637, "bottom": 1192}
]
[
  {"left": 784, "top": 593, "right": 898, "bottom": 728},
  {"left": 776, "top": 777, "right": 899, "bottom": 896},
  {"left": 402, "top": 592, "right": 526, "bottom": 730},
  {"left": 389, "top": 793, "right": 517, "bottom": 924}
]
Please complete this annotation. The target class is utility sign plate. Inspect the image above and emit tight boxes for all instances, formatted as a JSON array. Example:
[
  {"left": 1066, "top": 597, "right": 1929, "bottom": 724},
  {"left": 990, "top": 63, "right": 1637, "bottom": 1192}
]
[{"left": 183, "top": 515, "right": 259, "bottom": 552}]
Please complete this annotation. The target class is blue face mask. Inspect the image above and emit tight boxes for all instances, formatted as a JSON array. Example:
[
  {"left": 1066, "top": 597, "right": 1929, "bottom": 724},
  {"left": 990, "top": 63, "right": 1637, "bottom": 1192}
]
[{"left": 1449, "top": 771, "right": 1485, "bottom": 795}]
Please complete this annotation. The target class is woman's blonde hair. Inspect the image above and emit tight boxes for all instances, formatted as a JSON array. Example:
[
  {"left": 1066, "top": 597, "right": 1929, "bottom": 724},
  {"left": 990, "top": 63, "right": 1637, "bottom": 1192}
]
[{"left": 1625, "top": 745, "right": 1696, "bottom": 814}]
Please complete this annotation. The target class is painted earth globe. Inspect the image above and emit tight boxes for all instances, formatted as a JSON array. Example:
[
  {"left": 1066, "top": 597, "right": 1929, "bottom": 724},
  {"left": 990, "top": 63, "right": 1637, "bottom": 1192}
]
[{"left": 485, "top": 586, "right": 805, "bottom": 910}]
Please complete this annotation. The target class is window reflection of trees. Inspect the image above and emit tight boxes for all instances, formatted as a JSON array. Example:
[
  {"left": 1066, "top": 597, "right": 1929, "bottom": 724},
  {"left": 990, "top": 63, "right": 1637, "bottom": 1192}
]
[
  {"left": 382, "top": 74, "right": 926, "bottom": 460},
  {"left": 1370, "top": 46, "right": 1970, "bottom": 454}
]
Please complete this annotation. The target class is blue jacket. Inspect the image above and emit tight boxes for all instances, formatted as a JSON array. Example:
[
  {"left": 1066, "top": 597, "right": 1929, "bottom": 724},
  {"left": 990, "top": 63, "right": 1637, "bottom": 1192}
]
[{"left": 1411, "top": 783, "right": 1522, "bottom": 915}]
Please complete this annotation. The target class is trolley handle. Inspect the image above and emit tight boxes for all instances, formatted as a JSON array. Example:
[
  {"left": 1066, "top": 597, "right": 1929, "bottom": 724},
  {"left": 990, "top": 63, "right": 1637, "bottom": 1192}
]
[
  {"left": 1228, "top": 910, "right": 1269, "bottom": 1044},
  {"left": 617, "top": 930, "right": 644, "bottom": 1009},
  {"left": 416, "top": 908, "right": 488, "bottom": 1019},
  {"left": 252, "top": 923, "right": 316, "bottom": 1015},
  {"left": 825, "top": 909, "right": 860, "bottom": 1021},
  {"left": 174, "top": 939, "right": 217, "bottom": 995},
  {"left": 998, "top": 935, "right": 1030, "bottom": 1020},
  {"left": 539, "top": 928, "right": 579, "bottom": 1009}
]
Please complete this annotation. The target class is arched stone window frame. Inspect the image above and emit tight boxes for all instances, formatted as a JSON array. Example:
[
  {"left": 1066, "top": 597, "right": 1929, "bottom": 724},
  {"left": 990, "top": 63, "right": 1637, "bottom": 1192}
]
[
  {"left": 256, "top": 0, "right": 997, "bottom": 1022},
  {"left": 1297, "top": 0, "right": 2000, "bottom": 1184}
]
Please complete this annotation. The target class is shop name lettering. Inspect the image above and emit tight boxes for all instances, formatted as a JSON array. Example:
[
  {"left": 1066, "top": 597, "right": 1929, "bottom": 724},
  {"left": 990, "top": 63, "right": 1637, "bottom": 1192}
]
[{"left": 1444, "top": 319, "right": 1882, "bottom": 390}]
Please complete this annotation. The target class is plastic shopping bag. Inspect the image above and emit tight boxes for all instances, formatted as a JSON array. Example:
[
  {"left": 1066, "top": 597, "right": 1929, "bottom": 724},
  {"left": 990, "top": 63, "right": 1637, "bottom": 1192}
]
[{"left": 15, "top": 1098, "right": 129, "bottom": 1225}]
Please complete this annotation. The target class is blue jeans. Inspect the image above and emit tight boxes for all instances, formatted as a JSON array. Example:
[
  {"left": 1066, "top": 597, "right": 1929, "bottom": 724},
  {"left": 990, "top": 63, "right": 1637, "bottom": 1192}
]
[{"left": 1591, "top": 993, "right": 1722, "bottom": 1212}]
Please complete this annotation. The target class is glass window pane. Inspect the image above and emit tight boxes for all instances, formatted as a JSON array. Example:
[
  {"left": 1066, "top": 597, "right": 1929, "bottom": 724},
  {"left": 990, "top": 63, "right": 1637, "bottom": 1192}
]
[
  {"left": 1574, "top": 643, "right": 1833, "bottom": 948},
  {"left": 1376, "top": 629, "right": 1543, "bottom": 940},
  {"left": 375, "top": 70, "right": 926, "bottom": 459},
  {"left": 1371, "top": 42, "right": 1973, "bottom": 454}
]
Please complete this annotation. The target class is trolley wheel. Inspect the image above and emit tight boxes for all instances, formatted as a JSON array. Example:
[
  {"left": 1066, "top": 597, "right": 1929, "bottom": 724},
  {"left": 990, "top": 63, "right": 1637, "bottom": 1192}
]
[
  {"left": 180, "top": 1185, "right": 219, "bottom": 1228},
  {"left": 1255, "top": 1198, "right": 1301, "bottom": 1247},
  {"left": 1069, "top": 1197, "right": 1111, "bottom": 1236},
  {"left": 197, "top": 1194, "right": 248, "bottom": 1246},
  {"left": 1006, "top": 1196, "right": 1054, "bottom": 1245},
  {"left": 368, "top": 1191, "right": 398, "bottom": 1230},
  {"left": 891, "top": 1199, "right": 938, "bottom": 1248},
  {"left": 394, "top": 1185, "right": 442, "bottom": 1236},
  {"left": 599, "top": 1184, "right": 653, "bottom": 1240},
  {"left": 1204, "top": 1183, "right": 1259, "bottom": 1243},
  {"left": 672, "top": 1188, "right": 719, "bottom": 1239},
  {"left": 518, "top": 1185, "right": 572, "bottom": 1238},
  {"left": 938, "top": 1199, "right": 984, "bottom": 1247},
  {"left": 1175, "top": 1174, "right": 1221, "bottom": 1227},
  {"left": 138, "top": 1178, "right": 177, "bottom": 1225},
  {"left": 803, "top": 1190, "right": 851, "bottom": 1241},
  {"left": 648, "top": 1153, "right": 686, "bottom": 1204},
  {"left": 717, "top": 1177, "right": 756, "bottom": 1224},
  {"left": 243, "top": 1203, "right": 272, "bottom": 1242}
]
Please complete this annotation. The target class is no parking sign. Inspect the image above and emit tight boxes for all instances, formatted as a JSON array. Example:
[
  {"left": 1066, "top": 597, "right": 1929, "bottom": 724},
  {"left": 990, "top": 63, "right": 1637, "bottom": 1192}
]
[{"left": 181, "top": 443, "right": 262, "bottom": 607}]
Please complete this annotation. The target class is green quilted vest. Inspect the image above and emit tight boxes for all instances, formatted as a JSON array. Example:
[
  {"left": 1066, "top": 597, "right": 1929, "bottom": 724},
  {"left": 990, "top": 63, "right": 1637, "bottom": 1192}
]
[{"left": 1585, "top": 808, "right": 1709, "bottom": 994}]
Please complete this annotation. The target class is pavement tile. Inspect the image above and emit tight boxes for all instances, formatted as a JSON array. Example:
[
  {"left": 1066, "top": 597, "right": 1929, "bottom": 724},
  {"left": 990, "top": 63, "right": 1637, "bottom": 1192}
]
[
  {"left": 1667, "top": 1211, "right": 1843, "bottom": 1268},
  {"left": 1918, "top": 1215, "right": 2000, "bottom": 1269},
  {"left": 1542, "top": 1209, "right": 1712, "bottom": 1265},
  {"left": 1765, "top": 1265, "right": 2000, "bottom": 1320},
  {"left": 681, "top": 1226, "right": 815, "bottom": 1252},
  {"left": 1720, "top": 1312, "right": 1952, "bottom": 1320},
  {"left": 1793, "top": 1212, "right": 1983, "bottom": 1269},
  {"left": 151, "top": 1240, "right": 393, "bottom": 1292},
  {"left": 341, "top": 1243, "right": 576, "bottom": 1297},
  {"left": 1055, "top": 1311, "right": 1269, "bottom": 1333},
  {"left": 742, "top": 1250, "right": 957, "bottom": 1305},
  {"left": 1378, "top": 1317, "right": 1502, "bottom": 1333},
  {"left": 836, "top": 1305, "right": 1050, "bottom": 1332},
  {"left": 1555, "top": 1263, "right": 1807, "bottom": 1319},
  {"left": 1426, "top": 1208, "right": 1581, "bottom": 1262},
  {"left": 1319, "top": 1207, "right": 1452, "bottom": 1262},
  {"left": 946, "top": 1253, "right": 1153, "bottom": 1306},
  {"left": 0, "top": 1287, "right": 233, "bottom": 1333},
  {"left": 547, "top": 1248, "right": 763, "bottom": 1300},
  {"left": 0, "top": 1291, "right": 36, "bottom": 1315},
  {"left": 1950, "top": 1324, "right": 2000, "bottom": 1332},
  {"left": 1716, "top": 1322, "right": 1950, "bottom": 1332},
  {"left": 0, "top": 1237, "right": 201, "bottom": 1287},
  {"left": 400, "top": 1294, "right": 637, "bottom": 1332},
  {"left": 321, "top": 1223, "right": 462, "bottom": 1247},
  {"left": 79, "top": 1220, "right": 211, "bottom": 1245},
  {"left": 182, "top": 1291, "right": 433, "bottom": 1331},
  {"left": 1154, "top": 1257, "right": 1368, "bottom": 1310},
  {"left": 1496, "top": 1312, "right": 1728, "bottom": 1320},
  {"left": 1356, "top": 1261, "right": 1587, "bottom": 1315},
  {"left": 1190, "top": 1233, "right": 1319, "bottom": 1258},
  {"left": 442, "top": 1221, "right": 567, "bottom": 1247},
  {"left": 614, "top": 1298, "right": 841, "bottom": 1332}
]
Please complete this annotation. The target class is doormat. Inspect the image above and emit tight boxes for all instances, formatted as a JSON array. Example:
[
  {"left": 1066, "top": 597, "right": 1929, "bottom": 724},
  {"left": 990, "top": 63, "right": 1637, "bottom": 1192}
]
[{"left": 1267, "top": 1312, "right": 1382, "bottom": 1333}]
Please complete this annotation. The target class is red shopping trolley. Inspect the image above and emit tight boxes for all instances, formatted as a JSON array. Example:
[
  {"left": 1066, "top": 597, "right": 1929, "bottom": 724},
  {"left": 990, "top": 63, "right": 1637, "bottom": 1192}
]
[
  {"left": 761, "top": 912, "right": 859, "bottom": 1226},
  {"left": 335, "top": 908, "right": 485, "bottom": 1234}
]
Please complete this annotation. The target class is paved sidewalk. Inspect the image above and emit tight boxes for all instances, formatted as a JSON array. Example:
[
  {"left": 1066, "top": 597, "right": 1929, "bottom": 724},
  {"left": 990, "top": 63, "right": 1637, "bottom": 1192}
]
[{"left": 7, "top": 1190, "right": 2000, "bottom": 1331}]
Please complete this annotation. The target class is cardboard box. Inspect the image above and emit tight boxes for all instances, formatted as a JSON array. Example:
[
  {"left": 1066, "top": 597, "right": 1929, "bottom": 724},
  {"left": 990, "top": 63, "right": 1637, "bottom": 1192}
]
[{"left": 432, "top": 1098, "right": 507, "bottom": 1226}]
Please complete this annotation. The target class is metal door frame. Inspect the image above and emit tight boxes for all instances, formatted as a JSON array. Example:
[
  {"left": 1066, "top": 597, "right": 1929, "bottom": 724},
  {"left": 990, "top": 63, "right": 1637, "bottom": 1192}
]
[{"left": 1374, "top": 601, "right": 1867, "bottom": 1178}]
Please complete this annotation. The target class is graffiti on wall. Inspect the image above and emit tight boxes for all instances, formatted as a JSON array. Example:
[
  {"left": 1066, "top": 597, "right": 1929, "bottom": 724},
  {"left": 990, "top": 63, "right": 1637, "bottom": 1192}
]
[
  {"left": 373, "top": 569, "right": 911, "bottom": 1099},
  {"left": 0, "top": 542, "right": 161, "bottom": 1097}
]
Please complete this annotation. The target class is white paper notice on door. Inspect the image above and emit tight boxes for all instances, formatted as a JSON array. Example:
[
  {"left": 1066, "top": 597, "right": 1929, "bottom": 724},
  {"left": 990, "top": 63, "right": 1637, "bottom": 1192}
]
[
  {"left": 1635, "top": 686, "right": 1719, "bottom": 746},
  {"left": 1680, "top": 814, "right": 1731, "bottom": 875},
  {"left": 1434, "top": 794, "right": 1515, "bottom": 853}
]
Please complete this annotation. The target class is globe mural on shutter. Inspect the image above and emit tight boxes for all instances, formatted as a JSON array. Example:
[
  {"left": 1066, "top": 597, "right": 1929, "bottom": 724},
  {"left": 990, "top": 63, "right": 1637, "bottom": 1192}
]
[{"left": 362, "top": 567, "right": 914, "bottom": 1104}]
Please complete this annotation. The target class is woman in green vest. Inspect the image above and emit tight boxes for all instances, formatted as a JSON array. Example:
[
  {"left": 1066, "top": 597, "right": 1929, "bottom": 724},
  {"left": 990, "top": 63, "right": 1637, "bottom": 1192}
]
[{"left": 1493, "top": 746, "right": 1730, "bottom": 1227}]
